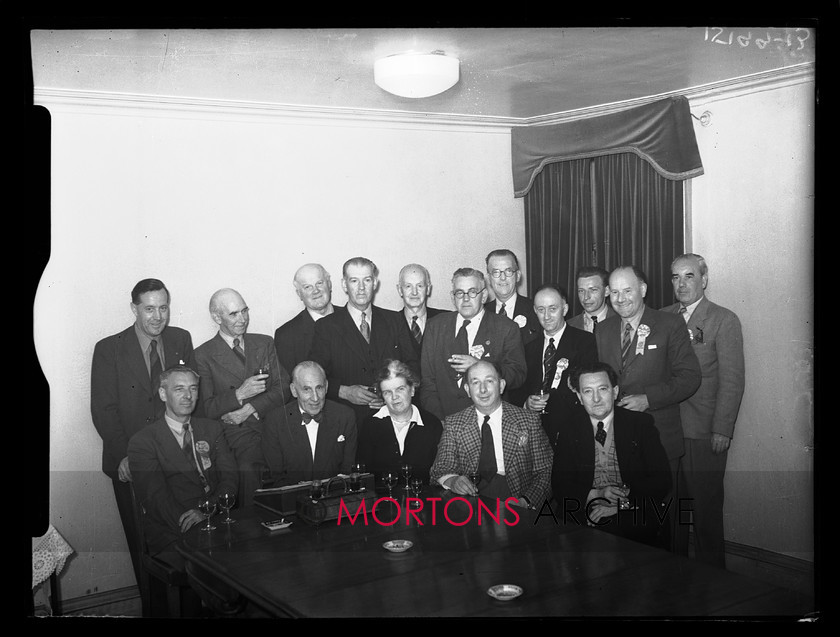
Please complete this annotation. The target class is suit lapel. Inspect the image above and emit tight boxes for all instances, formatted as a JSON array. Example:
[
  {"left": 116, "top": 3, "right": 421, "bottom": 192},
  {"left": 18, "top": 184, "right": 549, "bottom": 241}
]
[
  {"left": 161, "top": 327, "right": 186, "bottom": 368},
  {"left": 155, "top": 419, "right": 204, "bottom": 487},
  {"left": 286, "top": 406, "right": 315, "bottom": 471},
  {"left": 623, "top": 307, "right": 653, "bottom": 371},
  {"left": 338, "top": 306, "right": 371, "bottom": 363},
  {"left": 211, "top": 332, "right": 247, "bottom": 380},
  {"left": 369, "top": 306, "right": 392, "bottom": 359},
  {"left": 123, "top": 327, "right": 153, "bottom": 394},
  {"left": 500, "top": 404, "right": 524, "bottom": 478},
  {"left": 313, "top": 411, "right": 339, "bottom": 474}
]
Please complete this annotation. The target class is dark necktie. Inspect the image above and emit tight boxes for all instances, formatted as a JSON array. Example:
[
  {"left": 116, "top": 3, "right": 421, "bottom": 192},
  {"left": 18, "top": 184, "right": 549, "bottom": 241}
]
[
  {"left": 149, "top": 339, "right": 162, "bottom": 385},
  {"left": 595, "top": 421, "right": 606, "bottom": 446},
  {"left": 302, "top": 412, "right": 322, "bottom": 424},
  {"left": 455, "top": 318, "right": 471, "bottom": 354},
  {"left": 411, "top": 315, "right": 422, "bottom": 345},
  {"left": 591, "top": 315, "right": 599, "bottom": 332},
  {"left": 621, "top": 323, "right": 634, "bottom": 368},
  {"left": 498, "top": 302, "right": 507, "bottom": 318},
  {"left": 182, "top": 422, "right": 209, "bottom": 491},
  {"left": 233, "top": 337, "right": 247, "bottom": 366},
  {"left": 360, "top": 311, "right": 370, "bottom": 343},
  {"left": 542, "top": 337, "right": 556, "bottom": 390},
  {"left": 478, "top": 414, "right": 497, "bottom": 483}
]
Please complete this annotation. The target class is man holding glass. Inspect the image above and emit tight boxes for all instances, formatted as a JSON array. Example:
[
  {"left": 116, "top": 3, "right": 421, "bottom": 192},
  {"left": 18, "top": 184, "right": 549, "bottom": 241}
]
[
  {"left": 420, "top": 267, "right": 527, "bottom": 420},
  {"left": 128, "top": 365, "right": 238, "bottom": 572},
  {"left": 194, "top": 288, "right": 291, "bottom": 505},
  {"left": 484, "top": 249, "right": 541, "bottom": 346},
  {"left": 551, "top": 361, "right": 672, "bottom": 547},
  {"left": 507, "top": 285, "right": 598, "bottom": 450}
]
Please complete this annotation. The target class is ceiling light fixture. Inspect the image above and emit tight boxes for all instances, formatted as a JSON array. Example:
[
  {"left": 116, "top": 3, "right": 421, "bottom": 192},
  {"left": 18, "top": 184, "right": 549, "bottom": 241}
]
[{"left": 374, "top": 51, "right": 460, "bottom": 99}]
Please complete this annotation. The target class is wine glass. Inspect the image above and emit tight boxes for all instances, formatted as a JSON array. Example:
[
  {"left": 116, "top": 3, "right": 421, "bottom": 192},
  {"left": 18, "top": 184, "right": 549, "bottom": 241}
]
[
  {"left": 401, "top": 463, "right": 413, "bottom": 490},
  {"left": 198, "top": 497, "right": 217, "bottom": 532},
  {"left": 618, "top": 483, "right": 632, "bottom": 510},
  {"left": 219, "top": 491, "right": 237, "bottom": 524},
  {"left": 383, "top": 471, "right": 397, "bottom": 498},
  {"left": 349, "top": 463, "right": 365, "bottom": 492},
  {"left": 255, "top": 366, "right": 270, "bottom": 386},
  {"left": 536, "top": 389, "right": 549, "bottom": 414},
  {"left": 409, "top": 477, "right": 423, "bottom": 507}
]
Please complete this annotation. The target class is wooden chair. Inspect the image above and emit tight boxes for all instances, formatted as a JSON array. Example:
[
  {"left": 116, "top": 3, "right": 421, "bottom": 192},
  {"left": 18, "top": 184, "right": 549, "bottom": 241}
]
[{"left": 129, "top": 482, "right": 191, "bottom": 617}]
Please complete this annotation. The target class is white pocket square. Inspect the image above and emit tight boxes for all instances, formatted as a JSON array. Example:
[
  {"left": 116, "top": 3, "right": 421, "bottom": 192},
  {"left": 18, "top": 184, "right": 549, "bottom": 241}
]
[
  {"left": 337, "top": 435, "right": 346, "bottom": 442},
  {"left": 647, "top": 344, "right": 657, "bottom": 350}
]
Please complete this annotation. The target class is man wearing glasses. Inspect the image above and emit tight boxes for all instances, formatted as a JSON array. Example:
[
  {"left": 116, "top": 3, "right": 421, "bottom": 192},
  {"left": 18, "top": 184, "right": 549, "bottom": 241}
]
[
  {"left": 484, "top": 249, "right": 541, "bottom": 347},
  {"left": 420, "top": 267, "right": 527, "bottom": 420}
]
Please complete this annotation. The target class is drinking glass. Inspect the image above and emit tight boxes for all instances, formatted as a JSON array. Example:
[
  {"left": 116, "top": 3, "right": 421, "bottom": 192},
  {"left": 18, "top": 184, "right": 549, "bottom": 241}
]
[
  {"left": 219, "top": 491, "right": 237, "bottom": 524},
  {"left": 401, "top": 463, "right": 413, "bottom": 490},
  {"left": 409, "top": 477, "right": 423, "bottom": 507},
  {"left": 618, "top": 483, "right": 632, "bottom": 510},
  {"left": 383, "top": 472, "right": 397, "bottom": 497},
  {"left": 349, "top": 463, "right": 365, "bottom": 492},
  {"left": 198, "top": 497, "right": 217, "bottom": 532},
  {"left": 255, "top": 366, "right": 270, "bottom": 385},
  {"left": 532, "top": 389, "right": 549, "bottom": 414}
]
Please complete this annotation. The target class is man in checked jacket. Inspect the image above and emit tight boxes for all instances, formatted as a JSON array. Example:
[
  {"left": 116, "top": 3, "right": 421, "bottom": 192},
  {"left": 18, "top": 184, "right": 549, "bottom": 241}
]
[{"left": 430, "top": 360, "right": 553, "bottom": 510}]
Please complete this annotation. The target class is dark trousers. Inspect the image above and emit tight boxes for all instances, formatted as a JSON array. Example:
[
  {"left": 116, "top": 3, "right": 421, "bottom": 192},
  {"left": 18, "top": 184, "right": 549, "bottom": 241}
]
[
  {"left": 112, "top": 477, "right": 144, "bottom": 587},
  {"left": 673, "top": 438, "right": 728, "bottom": 568}
]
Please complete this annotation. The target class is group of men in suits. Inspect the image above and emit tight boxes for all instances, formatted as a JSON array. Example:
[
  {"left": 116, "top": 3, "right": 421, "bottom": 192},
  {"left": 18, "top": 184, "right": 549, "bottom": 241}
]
[{"left": 91, "top": 247, "right": 743, "bottom": 589}]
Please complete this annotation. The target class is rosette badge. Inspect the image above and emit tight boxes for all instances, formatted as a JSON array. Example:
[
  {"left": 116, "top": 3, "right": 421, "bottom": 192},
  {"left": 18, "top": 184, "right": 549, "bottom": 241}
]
[
  {"left": 635, "top": 324, "right": 651, "bottom": 355},
  {"left": 553, "top": 358, "right": 570, "bottom": 384}
]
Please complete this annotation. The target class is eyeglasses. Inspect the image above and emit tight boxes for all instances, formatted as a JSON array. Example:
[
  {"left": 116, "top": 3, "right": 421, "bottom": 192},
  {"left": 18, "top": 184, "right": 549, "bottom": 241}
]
[
  {"left": 453, "top": 288, "right": 483, "bottom": 299},
  {"left": 489, "top": 268, "right": 517, "bottom": 279}
]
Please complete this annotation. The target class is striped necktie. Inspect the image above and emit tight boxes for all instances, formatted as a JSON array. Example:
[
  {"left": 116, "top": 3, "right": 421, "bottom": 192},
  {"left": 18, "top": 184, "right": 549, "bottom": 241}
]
[
  {"left": 410, "top": 315, "right": 422, "bottom": 345},
  {"left": 621, "top": 323, "right": 634, "bottom": 368},
  {"left": 542, "top": 337, "right": 556, "bottom": 390},
  {"left": 149, "top": 339, "right": 162, "bottom": 385},
  {"left": 182, "top": 422, "right": 209, "bottom": 492},
  {"left": 360, "top": 312, "right": 370, "bottom": 343},
  {"left": 232, "top": 337, "right": 246, "bottom": 366}
]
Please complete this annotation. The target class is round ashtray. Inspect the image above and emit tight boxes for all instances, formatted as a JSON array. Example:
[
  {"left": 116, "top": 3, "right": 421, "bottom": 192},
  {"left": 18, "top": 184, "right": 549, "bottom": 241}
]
[
  {"left": 382, "top": 540, "right": 413, "bottom": 553},
  {"left": 487, "top": 584, "right": 524, "bottom": 601}
]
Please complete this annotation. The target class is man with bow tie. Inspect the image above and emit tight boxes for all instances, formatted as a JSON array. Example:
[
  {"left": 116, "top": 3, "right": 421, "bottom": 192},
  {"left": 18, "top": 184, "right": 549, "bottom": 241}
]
[
  {"left": 128, "top": 365, "right": 238, "bottom": 572},
  {"left": 662, "top": 253, "right": 745, "bottom": 568},
  {"left": 261, "top": 361, "right": 357, "bottom": 486}
]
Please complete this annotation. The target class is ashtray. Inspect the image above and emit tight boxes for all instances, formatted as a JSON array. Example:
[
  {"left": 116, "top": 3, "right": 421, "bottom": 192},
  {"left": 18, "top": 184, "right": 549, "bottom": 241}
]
[
  {"left": 487, "top": 584, "right": 523, "bottom": 601},
  {"left": 382, "top": 540, "right": 413, "bottom": 553}
]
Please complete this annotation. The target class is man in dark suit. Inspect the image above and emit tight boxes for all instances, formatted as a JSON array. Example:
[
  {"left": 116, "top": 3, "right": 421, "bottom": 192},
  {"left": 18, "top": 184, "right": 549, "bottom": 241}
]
[
  {"left": 567, "top": 266, "right": 616, "bottom": 333},
  {"left": 507, "top": 284, "right": 598, "bottom": 449},
  {"left": 393, "top": 262, "right": 446, "bottom": 361},
  {"left": 420, "top": 267, "right": 527, "bottom": 420},
  {"left": 430, "top": 360, "right": 552, "bottom": 509},
  {"left": 484, "top": 249, "right": 541, "bottom": 347},
  {"left": 663, "top": 253, "right": 745, "bottom": 567},
  {"left": 91, "top": 278, "right": 194, "bottom": 586},
  {"left": 309, "top": 257, "right": 419, "bottom": 424},
  {"left": 261, "top": 361, "right": 357, "bottom": 486},
  {"left": 128, "top": 365, "right": 238, "bottom": 571},
  {"left": 551, "top": 361, "right": 671, "bottom": 547},
  {"left": 274, "top": 263, "right": 335, "bottom": 377},
  {"left": 595, "top": 265, "right": 701, "bottom": 549},
  {"left": 193, "top": 288, "right": 291, "bottom": 505}
]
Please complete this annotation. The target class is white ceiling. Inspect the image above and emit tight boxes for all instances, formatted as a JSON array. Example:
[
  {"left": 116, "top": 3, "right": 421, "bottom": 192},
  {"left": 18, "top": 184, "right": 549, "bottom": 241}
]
[{"left": 30, "top": 26, "right": 816, "bottom": 122}]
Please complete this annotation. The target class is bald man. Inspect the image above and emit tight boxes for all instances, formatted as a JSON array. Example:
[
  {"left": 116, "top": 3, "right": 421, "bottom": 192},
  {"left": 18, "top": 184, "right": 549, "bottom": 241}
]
[
  {"left": 194, "top": 288, "right": 291, "bottom": 504},
  {"left": 274, "top": 263, "right": 335, "bottom": 376}
]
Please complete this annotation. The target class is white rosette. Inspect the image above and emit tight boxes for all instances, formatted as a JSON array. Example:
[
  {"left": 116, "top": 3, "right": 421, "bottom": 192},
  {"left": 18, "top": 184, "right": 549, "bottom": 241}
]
[
  {"left": 636, "top": 324, "right": 651, "bottom": 355},
  {"left": 469, "top": 344, "right": 485, "bottom": 359},
  {"left": 514, "top": 315, "right": 527, "bottom": 328},
  {"left": 195, "top": 440, "right": 212, "bottom": 469},
  {"left": 553, "top": 358, "right": 570, "bottom": 387}
]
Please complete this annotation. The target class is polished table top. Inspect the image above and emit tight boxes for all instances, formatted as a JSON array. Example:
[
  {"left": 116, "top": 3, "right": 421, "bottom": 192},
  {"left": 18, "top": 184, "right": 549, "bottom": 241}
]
[{"left": 178, "top": 487, "right": 811, "bottom": 618}]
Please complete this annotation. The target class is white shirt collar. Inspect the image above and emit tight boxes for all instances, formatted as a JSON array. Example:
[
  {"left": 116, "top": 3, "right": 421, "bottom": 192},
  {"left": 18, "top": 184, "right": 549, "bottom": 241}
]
[
  {"left": 218, "top": 330, "right": 244, "bottom": 350},
  {"left": 543, "top": 323, "right": 567, "bottom": 344},
  {"left": 346, "top": 303, "right": 372, "bottom": 327},
  {"left": 589, "top": 410, "right": 615, "bottom": 433},
  {"left": 307, "top": 305, "right": 334, "bottom": 322},
  {"left": 372, "top": 403, "right": 424, "bottom": 426},
  {"left": 456, "top": 308, "right": 485, "bottom": 331},
  {"left": 681, "top": 296, "right": 703, "bottom": 320}
]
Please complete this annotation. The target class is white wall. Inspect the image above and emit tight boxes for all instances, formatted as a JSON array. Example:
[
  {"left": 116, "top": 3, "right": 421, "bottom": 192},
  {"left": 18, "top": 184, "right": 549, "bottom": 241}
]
[
  {"left": 33, "top": 102, "right": 526, "bottom": 599},
  {"left": 688, "top": 78, "right": 814, "bottom": 560}
]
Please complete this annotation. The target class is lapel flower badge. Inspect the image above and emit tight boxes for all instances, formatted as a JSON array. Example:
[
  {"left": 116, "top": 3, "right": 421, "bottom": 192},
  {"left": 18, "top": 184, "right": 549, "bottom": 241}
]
[
  {"left": 518, "top": 433, "right": 528, "bottom": 446},
  {"left": 337, "top": 434, "right": 346, "bottom": 443},
  {"left": 195, "top": 441, "right": 210, "bottom": 454},
  {"left": 514, "top": 315, "right": 528, "bottom": 328},
  {"left": 553, "top": 358, "right": 570, "bottom": 384},
  {"left": 470, "top": 344, "right": 486, "bottom": 359},
  {"left": 689, "top": 324, "right": 705, "bottom": 344},
  {"left": 635, "top": 324, "right": 651, "bottom": 355}
]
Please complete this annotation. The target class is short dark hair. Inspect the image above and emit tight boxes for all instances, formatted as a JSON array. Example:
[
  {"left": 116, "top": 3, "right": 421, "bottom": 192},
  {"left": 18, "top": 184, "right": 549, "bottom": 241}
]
[
  {"left": 374, "top": 359, "right": 419, "bottom": 391},
  {"left": 342, "top": 257, "right": 379, "bottom": 279},
  {"left": 485, "top": 249, "right": 520, "bottom": 269},
  {"left": 574, "top": 266, "right": 610, "bottom": 288},
  {"left": 568, "top": 361, "right": 619, "bottom": 392},
  {"left": 533, "top": 283, "right": 569, "bottom": 304},
  {"left": 451, "top": 267, "right": 485, "bottom": 283},
  {"left": 610, "top": 265, "right": 648, "bottom": 286},
  {"left": 131, "top": 279, "right": 169, "bottom": 305},
  {"left": 158, "top": 364, "right": 199, "bottom": 389}
]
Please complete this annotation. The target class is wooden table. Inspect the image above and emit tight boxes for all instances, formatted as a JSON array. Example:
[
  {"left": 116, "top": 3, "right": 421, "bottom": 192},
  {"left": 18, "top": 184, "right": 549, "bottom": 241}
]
[{"left": 178, "top": 487, "right": 812, "bottom": 618}]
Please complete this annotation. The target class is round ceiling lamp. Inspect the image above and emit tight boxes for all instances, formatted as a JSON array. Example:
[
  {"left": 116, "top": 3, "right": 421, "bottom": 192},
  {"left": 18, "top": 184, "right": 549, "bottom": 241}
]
[{"left": 374, "top": 51, "right": 460, "bottom": 99}]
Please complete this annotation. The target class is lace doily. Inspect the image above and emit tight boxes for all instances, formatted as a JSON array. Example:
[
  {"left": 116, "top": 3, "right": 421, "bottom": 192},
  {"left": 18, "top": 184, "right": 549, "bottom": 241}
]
[{"left": 32, "top": 524, "right": 74, "bottom": 589}]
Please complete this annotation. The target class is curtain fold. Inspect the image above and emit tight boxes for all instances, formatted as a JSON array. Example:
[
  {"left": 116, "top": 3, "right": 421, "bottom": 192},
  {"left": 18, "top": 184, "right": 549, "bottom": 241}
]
[{"left": 511, "top": 95, "right": 703, "bottom": 198}]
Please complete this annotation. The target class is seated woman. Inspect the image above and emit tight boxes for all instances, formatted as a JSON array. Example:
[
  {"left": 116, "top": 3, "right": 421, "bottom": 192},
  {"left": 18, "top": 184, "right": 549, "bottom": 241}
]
[{"left": 357, "top": 359, "right": 443, "bottom": 485}]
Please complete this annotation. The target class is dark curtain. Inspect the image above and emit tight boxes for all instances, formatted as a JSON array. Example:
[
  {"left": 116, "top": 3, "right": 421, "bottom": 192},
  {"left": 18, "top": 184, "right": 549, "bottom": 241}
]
[{"left": 524, "top": 152, "right": 683, "bottom": 316}]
